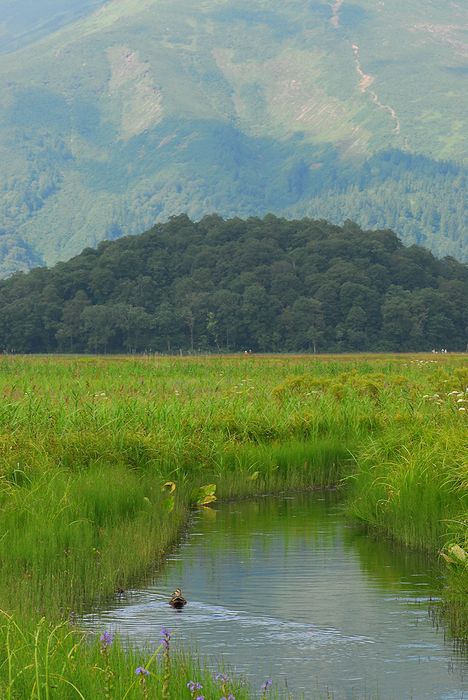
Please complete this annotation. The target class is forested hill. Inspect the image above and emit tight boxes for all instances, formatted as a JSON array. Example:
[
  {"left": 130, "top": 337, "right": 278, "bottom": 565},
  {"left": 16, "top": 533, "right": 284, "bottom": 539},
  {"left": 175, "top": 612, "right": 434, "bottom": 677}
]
[{"left": 1, "top": 215, "right": 467, "bottom": 354}]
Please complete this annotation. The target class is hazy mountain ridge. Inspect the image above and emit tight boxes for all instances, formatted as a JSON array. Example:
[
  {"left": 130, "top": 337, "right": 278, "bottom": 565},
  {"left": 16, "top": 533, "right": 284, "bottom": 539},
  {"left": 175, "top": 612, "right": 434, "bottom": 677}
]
[
  {"left": 0, "top": 0, "right": 466, "bottom": 275},
  {"left": 0, "top": 0, "right": 107, "bottom": 54}
]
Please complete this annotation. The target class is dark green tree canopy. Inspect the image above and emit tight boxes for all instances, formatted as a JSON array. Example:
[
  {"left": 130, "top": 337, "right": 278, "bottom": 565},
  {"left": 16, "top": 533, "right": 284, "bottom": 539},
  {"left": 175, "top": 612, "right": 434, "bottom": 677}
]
[{"left": 0, "top": 215, "right": 466, "bottom": 353}]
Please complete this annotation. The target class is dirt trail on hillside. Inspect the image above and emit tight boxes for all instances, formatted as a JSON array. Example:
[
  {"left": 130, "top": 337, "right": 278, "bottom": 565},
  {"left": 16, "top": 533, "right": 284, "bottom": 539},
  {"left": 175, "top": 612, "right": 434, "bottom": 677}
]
[
  {"left": 351, "top": 43, "right": 401, "bottom": 135},
  {"left": 330, "top": 0, "right": 344, "bottom": 28}
]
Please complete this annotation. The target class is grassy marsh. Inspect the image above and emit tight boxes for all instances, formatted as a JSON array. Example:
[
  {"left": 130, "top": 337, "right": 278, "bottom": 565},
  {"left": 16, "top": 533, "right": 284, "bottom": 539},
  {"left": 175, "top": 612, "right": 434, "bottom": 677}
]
[{"left": 0, "top": 353, "right": 466, "bottom": 697}]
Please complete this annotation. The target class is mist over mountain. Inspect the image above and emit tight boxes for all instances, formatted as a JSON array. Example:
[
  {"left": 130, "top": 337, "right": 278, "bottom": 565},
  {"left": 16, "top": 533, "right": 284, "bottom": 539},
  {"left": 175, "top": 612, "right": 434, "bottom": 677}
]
[{"left": 0, "top": 0, "right": 466, "bottom": 276}]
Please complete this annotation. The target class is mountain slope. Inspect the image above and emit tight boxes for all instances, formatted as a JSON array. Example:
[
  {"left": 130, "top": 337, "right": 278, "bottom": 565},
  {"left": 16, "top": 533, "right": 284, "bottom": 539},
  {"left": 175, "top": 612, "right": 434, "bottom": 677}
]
[{"left": 0, "top": 0, "right": 466, "bottom": 274}]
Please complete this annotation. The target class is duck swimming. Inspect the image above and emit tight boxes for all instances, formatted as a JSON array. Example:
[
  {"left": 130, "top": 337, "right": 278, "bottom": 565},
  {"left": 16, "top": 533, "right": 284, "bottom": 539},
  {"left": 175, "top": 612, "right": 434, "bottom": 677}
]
[{"left": 169, "top": 588, "right": 187, "bottom": 609}]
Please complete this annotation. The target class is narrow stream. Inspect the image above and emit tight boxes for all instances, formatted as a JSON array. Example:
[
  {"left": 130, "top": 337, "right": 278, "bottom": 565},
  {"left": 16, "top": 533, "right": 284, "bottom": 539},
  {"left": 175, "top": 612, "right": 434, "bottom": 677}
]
[{"left": 84, "top": 493, "right": 467, "bottom": 699}]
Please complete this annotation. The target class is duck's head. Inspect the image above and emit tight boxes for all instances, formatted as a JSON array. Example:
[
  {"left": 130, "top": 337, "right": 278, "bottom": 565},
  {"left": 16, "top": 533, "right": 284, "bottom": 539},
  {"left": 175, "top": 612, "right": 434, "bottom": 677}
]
[{"left": 173, "top": 588, "right": 182, "bottom": 597}]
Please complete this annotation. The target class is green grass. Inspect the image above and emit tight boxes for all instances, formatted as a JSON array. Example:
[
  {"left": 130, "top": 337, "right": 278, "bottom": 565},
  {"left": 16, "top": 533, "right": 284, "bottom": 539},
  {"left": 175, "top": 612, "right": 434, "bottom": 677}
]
[
  {"left": 0, "top": 353, "right": 466, "bottom": 696},
  {"left": 0, "top": 612, "right": 254, "bottom": 700},
  {"left": 347, "top": 422, "right": 467, "bottom": 549}
]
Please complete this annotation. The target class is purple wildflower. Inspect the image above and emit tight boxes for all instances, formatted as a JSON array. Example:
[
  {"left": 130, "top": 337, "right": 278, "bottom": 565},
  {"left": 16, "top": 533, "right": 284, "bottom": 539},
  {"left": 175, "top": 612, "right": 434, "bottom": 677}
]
[
  {"left": 99, "top": 631, "right": 113, "bottom": 648},
  {"left": 261, "top": 678, "right": 272, "bottom": 693},
  {"left": 159, "top": 626, "right": 171, "bottom": 650},
  {"left": 215, "top": 673, "right": 229, "bottom": 684},
  {"left": 135, "top": 667, "right": 150, "bottom": 676},
  {"left": 187, "top": 681, "right": 203, "bottom": 692}
]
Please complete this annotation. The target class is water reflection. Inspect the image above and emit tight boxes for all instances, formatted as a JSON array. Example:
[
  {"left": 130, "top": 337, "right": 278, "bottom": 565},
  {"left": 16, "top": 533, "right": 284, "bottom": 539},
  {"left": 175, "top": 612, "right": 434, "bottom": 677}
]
[{"left": 83, "top": 493, "right": 467, "bottom": 699}]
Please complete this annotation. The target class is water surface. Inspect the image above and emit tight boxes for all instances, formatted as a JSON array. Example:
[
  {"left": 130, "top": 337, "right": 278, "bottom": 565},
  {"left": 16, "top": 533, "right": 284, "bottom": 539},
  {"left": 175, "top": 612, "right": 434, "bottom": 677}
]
[{"left": 84, "top": 493, "right": 467, "bottom": 699}]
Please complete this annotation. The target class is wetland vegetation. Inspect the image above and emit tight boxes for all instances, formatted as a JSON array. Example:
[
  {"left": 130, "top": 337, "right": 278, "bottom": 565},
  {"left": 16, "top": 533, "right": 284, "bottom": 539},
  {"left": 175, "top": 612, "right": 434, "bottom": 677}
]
[{"left": 0, "top": 353, "right": 466, "bottom": 697}]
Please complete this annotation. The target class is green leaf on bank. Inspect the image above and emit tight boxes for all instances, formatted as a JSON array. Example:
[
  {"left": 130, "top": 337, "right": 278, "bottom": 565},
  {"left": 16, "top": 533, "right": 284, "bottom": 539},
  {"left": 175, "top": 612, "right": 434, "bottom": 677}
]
[{"left": 191, "top": 484, "right": 217, "bottom": 507}]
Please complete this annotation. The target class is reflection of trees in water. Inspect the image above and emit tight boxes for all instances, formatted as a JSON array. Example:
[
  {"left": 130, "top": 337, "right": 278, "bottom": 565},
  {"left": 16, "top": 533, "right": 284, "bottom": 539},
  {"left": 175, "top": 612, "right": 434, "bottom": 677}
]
[
  {"left": 186, "top": 493, "right": 450, "bottom": 624},
  {"left": 342, "top": 523, "right": 443, "bottom": 592},
  {"left": 163, "top": 493, "right": 343, "bottom": 592},
  {"left": 192, "top": 491, "right": 342, "bottom": 559}
]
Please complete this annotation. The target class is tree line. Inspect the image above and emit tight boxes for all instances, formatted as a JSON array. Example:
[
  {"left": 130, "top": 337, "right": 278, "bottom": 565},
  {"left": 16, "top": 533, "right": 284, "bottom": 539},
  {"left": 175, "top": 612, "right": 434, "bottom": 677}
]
[{"left": 0, "top": 214, "right": 466, "bottom": 353}]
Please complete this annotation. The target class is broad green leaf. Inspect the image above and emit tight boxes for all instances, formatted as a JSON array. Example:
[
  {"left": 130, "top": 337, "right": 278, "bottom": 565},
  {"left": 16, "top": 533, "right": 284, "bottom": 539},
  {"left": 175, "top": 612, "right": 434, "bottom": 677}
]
[
  {"left": 191, "top": 484, "right": 217, "bottom": 506},
  {"left": 198, "top": 494, "right": 217, "bottom": 506},
  {"left": 448, "top": 544, "right": 467, "bottom": 562},
  {"left": 198, "top": 484, "right": 216, "bottom": 497}
]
